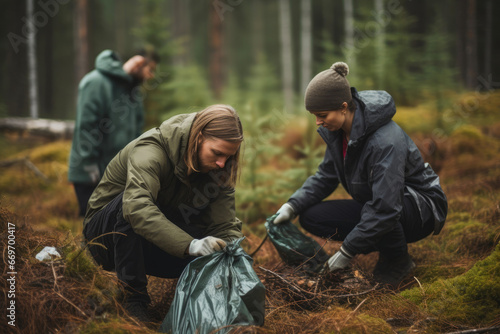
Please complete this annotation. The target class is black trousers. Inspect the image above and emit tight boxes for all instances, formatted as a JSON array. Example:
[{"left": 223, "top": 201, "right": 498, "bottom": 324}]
[
  {"left": 83, "top": 193, "right": 196, "bottom": 303},
  {"left": 73, "top": 183, "right": 97, "bottom": 217},
  {"left": 298, "top": 194, "right": 435, "bottom": 259}
]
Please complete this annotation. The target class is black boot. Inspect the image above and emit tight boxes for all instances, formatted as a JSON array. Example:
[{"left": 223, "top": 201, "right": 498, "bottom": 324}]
[
  {"left": 124, "top": 301, "right": 151, "bottom": 323},
  {"left": 373, "top": 252, "right": 416, "bottom": 289}
]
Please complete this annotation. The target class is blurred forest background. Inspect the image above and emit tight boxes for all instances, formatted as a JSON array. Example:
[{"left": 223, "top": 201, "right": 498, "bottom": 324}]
[{"left": 1, "top": 0, "right": 499, "bottom": 122}]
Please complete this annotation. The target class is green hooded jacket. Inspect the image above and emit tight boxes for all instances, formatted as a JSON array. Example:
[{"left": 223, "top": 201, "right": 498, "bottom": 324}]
[
  {"left": 84, "top": 113, "right": 243, "bottom": 258},
  {"left": 68, "top": 50, "right": 144, "bottom": 184}
]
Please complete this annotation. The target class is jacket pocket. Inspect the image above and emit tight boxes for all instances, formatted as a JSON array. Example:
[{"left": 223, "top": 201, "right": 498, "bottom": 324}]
[{"left": 349, "top": 181, "right": 371, "bottom": 203}]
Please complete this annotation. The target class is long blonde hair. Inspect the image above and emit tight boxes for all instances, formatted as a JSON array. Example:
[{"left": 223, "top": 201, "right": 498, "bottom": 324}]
[{"left": 185, "top": 104, "right": 243, "bottom": 186}]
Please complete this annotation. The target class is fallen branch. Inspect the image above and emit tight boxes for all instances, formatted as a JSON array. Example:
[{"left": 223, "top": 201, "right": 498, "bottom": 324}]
[
  {"left": 341, "top": 297, "right": 368, "bottom": 327},
  {"left": 0, "top": 156, "right": 49, "bottom": 182},
  {"left": 65, "top": 231, "right": 127, "bottom": 269},
  {"left": 249, "top": 233, "right": 268, "bottom": 257},
  {"left": 53, "top": 291, "right": 87, "bottom": 317},
  {"left": 50, "top": 260, "right": 59, "bottom": 290},
  {"left": 444, "top": 327, "right": 500, "bottom": 334},
  {"left": 292, "top": 237, "right": 331, "bottom": 274},
  {"left": 259, "top": 266, "right": 302, "bottom": 294},
  {"left": 259, "top": 266, "right": 378, "bottom": 299}
]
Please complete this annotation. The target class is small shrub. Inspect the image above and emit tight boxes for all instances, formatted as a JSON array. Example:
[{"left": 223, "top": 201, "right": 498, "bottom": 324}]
[{"left": 64, "top": 246, "right": 99, "bottom": 280}]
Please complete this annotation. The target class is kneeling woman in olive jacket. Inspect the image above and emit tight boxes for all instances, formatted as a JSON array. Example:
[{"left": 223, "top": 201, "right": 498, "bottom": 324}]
[
  {"left": 274, "top": 63, "right": 447, "bottom": 288},
  {"left": 83, "top": 104, "right": 244, "bottom": 320}
]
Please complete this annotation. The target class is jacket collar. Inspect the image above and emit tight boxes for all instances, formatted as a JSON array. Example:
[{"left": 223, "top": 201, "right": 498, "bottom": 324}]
[{"left": 157, "top": 113, "right": 197, "bottom": 185}]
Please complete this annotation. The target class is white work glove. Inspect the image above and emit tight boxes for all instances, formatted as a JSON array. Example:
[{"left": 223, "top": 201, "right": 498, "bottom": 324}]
[
  {"left": 326, "top": 246, "right": 353, "bottom": 272},
  {"left": 273, "top": 203, "right": 296, "bottom": 224},
  {"left": 188, "top": 236, "right": 227, "bottom": 256},
  {"left": 83, "top": 164, "right": 100, "bottom": 184}
]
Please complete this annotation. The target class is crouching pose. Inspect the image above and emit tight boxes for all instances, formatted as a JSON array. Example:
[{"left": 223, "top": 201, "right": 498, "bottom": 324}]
[
  {"left": 274, "top": 62, "right": 447, "bottom": 288},
  {"left": 83, "top": 105, "right": 244, "bottom": 321}
]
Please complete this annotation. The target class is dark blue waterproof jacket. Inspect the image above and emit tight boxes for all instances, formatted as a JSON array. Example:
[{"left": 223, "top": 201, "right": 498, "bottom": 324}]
[{"left": 288, "top": 88, "right": 448, "bottom": 256}]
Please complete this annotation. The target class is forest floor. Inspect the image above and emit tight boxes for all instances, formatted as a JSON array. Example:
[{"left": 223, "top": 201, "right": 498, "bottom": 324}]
[{"left": 1, "top": 93, "right": 500, "bottom": 333}]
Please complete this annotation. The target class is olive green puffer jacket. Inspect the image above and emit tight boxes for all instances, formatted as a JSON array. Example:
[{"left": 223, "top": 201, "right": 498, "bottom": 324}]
[{"left": 84, "top": 113, "right": 243, "bottom": 258}]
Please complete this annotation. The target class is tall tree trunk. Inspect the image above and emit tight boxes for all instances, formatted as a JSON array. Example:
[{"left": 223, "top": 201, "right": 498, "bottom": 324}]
[
  {"left": 114, "top": 0, "right": 126, "bottom": 54},
  {"left": 209, "top": 2, "right": 225, "bottom": 100},
  {"left": 74, "top": 0, "right": 89, "bottom": 83},
  {"left": 279, "top": 0, "right": 294, "bottom": 112},
  {"left": 465, "top": 0, "right": 477, "bottom": 90},
  {"left": 343, "top": 0, "right": 355, "bottom": 67},
  {"left": 374, "top": 0, "right": 385, "bottom": 88},
  {"left": 252, "top": 0, "right": 264, "bottom": 62},
  {"left": 456, "top": 0, "right": 466, "bottom": 85},
  {"left": 171, "top": 0, "right": 190, "bottom": 66},
  {"left": 301, "top": 0, "right": 312, "bottom": 95},
  {"left": 483, "top": 0, "right": 492, "bottom": 89},
  {"left": 44, "top": 14, "right": 53, "bottom": 118},
  {"left": 27, "top": 0, "right": 39, "bottom": 119}
]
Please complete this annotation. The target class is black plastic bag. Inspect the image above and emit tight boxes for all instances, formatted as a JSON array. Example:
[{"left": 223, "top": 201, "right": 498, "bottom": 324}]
[
  {"left": 159, "top": 238, "right": 265, "bottom": 334},
  {"left": 265, "top": 214, "right": 329, "bottom": 273}
]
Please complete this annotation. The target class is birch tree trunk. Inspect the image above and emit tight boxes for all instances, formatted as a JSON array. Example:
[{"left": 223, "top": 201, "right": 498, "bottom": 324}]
[
  {"left": 279, "top": 0, "right": 294, "bottom": 112},
  {"left": 27, "top": 0, "right": 39, "bottom": 119},
  {"left": 301, "top": 0, "right": 312, "bottom": 95}
]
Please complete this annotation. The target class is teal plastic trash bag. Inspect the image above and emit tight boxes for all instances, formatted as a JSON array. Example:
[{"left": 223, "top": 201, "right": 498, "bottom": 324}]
[
  {"left": 265, "top": 214, "right": 329, "bottom": 273},
  {"left": 159, "top": 238, "right": 265, "bottom": 334}
]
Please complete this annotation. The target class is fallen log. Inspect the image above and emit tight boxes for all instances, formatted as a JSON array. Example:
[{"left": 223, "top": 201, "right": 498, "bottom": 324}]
[{"left": 0, "top": 117, "right": 74, "bottom": 140}]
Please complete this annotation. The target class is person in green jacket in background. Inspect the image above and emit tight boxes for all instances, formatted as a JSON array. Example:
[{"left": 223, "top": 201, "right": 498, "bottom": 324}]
[
  {"left": 68, "top": 48, "right": 159, "bottom": 217},
  {"left": 83, "top": 104, "right": 244, "bottom": 322}
]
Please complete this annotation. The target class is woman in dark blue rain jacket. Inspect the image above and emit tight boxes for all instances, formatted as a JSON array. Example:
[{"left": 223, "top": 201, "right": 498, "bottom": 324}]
[{"left": 273, "top": 62, "right": 448, "bottom": 288}]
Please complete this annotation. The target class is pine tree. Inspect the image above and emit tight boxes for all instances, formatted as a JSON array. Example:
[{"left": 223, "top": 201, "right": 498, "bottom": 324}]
[{"left": 132, "top": 0, "right": 177, "bottom": 126}]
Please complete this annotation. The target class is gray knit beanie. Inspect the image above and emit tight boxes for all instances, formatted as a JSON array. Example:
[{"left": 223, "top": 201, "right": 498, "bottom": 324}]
[{"left": 304, "top": 62, "right": 351, "bottom": 112}]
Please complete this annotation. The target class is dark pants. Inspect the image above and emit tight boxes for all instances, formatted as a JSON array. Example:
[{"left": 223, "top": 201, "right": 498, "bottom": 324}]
[
  {"left": 298, "top": 195, "right": 435, "bottom": 259},
  {"left": 73, "top": 183, "right": 97, "bottom": 217},
  {"left": 83, "top": 193, "right": 195, "bottom": 304}
]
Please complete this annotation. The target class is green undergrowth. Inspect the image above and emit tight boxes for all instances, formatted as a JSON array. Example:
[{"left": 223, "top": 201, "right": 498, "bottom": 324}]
[
  {"left": 63, "top": 243, "right": 101, "bottom": 280},
  {"left": 400, "top": 243, "right": 500, "bottom": 329}
]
